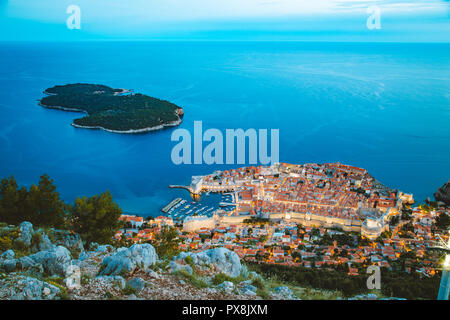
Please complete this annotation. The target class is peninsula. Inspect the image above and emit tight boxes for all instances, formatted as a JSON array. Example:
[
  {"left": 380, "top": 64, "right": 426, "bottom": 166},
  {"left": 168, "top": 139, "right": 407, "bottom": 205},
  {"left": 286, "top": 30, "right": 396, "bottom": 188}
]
[{"left": 39, "top": 83, "right": 184, "bottom": 133}]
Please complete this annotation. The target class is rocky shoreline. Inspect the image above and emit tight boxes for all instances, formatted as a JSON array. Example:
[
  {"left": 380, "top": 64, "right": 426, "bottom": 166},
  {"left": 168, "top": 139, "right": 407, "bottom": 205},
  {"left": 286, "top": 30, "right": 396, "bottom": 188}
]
[
  {"left": 39, "top": 101, "right": 183, "bottom": 134},
  {"left": 70, "top": 116, "right": 183, "bottom": 134},
  {"left": 434, "top": 181, "right": 450, "bottom": 206}
]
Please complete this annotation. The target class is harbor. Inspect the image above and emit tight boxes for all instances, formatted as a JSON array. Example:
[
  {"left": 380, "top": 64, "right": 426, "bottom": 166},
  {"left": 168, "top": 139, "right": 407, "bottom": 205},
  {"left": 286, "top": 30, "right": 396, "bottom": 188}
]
[{"left": 161, "top": 192, "right": 236, "bottom": 223}]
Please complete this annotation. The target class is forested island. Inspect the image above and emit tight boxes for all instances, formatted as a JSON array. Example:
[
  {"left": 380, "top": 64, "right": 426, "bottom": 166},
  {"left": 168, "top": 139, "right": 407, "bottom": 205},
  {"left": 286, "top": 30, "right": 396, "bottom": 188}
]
[{"left": 39, "top": 83, "right": 184, "bottom": 133}]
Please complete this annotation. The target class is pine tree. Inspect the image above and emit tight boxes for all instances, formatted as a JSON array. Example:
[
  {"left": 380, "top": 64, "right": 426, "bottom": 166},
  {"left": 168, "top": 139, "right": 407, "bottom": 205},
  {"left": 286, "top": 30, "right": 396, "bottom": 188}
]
[
  {"left": 0, "top": 176, "right": 21, "bottom": 224},
  {"left": 70, "top": 191, "right": 122, "bottom": 246},
  {"left": 32, "top": 174, "right": 66, "bottom": 228}
]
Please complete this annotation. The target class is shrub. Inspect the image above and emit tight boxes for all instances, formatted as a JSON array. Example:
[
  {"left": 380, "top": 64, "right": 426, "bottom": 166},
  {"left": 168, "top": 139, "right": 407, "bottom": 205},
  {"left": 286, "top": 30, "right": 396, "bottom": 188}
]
[
  {"left": 257, "top": 288, "right": 270, "bottom": 300},
  {"left": 59, "top": 291, "right": 71, "bottom": 300},
  {"left": 184, "top": 256, "right": 194, "bottom": 266},
  {"left": 43, "top": 276, "right": 65, "bottom": 287},
  {"left": 104, "top": 291, "right": 114, "bottom": 300},
  {"left": 0, "top": 227, "right": 20, "bottom": 240},
  {"left": 174, "top": 269, "right": 209, "bottom": 289},
  {"left": 0, "top": 236, "right": 12, "bottom": 251},
  {"left": 31, "top": 232, "right": 42, "bottom": 247},
  {"left": 69, "top": 247, "right": 82, "bottom": 260},
  {"left": 252, "top": 277, "right": 266, "bottom": 291},
  {"left": 13, "top": 240, "right": 28, "bottom": 254},
  {"left": 212, "top": 273, "right": 234, "bottom": 285},
  {"left": 122, "top": 283, "right": 138, "bottom": 296},
  {"left": 81, "top": 274, "right": 91, "bottom": 285},
  {"left": 151, "top": 226, "right": 180, "bottom": 259},
  {"left": 97, "top": 263, "right": 106, "bottom": 276},
  {"left": 252, "top": 276, "right": 271, "bottom": 299}
]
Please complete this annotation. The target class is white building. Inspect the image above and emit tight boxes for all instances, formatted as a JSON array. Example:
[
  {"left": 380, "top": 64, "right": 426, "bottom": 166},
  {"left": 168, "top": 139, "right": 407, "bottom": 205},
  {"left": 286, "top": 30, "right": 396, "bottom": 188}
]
[
  {"left": 183, "top": 215, "right": 216, "bottom": 232},
  {"left": 190, "top": 176, "right": 204, "bottom": 194}
]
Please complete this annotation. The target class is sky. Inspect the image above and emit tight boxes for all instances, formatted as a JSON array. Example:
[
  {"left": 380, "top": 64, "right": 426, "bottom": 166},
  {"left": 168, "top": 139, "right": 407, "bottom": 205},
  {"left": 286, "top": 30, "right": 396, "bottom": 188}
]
[{"left": 0, "top": 0, "right": 449, "bottom": 41}]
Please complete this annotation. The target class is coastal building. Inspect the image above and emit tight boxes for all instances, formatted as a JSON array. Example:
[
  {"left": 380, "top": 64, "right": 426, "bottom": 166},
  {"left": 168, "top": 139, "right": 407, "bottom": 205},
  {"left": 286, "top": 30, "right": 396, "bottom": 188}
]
[
  {"left": 398, "top": 192, "right": 415, "bottom": 205},
  {"left": 119, "top": 215, "right": 144, "bottom": 228},
  {"left": 180, "top": 162, "right": 405, "bottom": 241},
  {"left": 153, "top": 216, "right": 174, "bottom": 227},
  {"left": 361, "top": 217, "right": 385, "bottom": 240},
  {"left": 190, "top": 176, "right": 204, "bottom": 194},
  {"left": 183, "top": 215, "right": 216, "bottom": 232}
]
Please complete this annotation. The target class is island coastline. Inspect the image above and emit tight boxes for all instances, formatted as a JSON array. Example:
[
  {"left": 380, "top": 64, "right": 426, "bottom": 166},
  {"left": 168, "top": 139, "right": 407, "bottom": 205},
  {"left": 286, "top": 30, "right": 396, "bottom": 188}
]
[
  {"left": 38, "top": 83, "right": 183, "bottom": 134},
  {"left": 70, "top": 117, "right": 183, "bottom": 134}
]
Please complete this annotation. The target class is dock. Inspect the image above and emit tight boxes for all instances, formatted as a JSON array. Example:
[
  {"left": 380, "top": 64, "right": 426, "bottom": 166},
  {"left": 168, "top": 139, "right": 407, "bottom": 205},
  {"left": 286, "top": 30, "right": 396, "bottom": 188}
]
[
  {"left": 220, "top": 202, "right": 237, "bottom": 207},
  {"left": 169, "top": 185, "right": 193, "bottom": 192},
  {"left": 162, "top": 197, "right": 183, "bottom": 213}
]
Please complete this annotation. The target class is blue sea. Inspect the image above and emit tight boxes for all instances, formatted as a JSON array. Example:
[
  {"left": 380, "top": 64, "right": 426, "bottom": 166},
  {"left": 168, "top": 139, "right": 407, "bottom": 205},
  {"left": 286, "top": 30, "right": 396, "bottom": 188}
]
[{"left": 0, "top": 41, "right": 449, "bottom": 216}]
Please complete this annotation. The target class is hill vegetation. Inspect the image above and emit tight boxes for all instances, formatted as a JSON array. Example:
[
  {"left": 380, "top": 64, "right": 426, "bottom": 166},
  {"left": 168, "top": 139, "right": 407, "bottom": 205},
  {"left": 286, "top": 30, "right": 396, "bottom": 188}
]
[
  {"left": 246, "top": 260, "right": 441, "bottom": 300},
  {"left": 39, "top": 83, "right": 183, "bottom": 132},
  {"left": 0, "top": 174, "right": 122, "bottom": 247}
]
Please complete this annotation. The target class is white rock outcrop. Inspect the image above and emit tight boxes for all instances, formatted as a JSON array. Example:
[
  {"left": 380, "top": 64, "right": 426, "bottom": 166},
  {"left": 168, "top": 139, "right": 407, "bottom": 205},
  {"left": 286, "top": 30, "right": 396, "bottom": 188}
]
[
  {"left": 0, "top": 275, "right": 61, "bottom": 300},
  {"left": 15, "top": 221, "right": 34, "bottom": 247},
  {"left": 28, "top": 245, "right": 72, "bottom": 276},
  {"left": 99, "top": 244, "right": 158, "bottom": 276},
  {"left": 175, "top": 248, "right": 242, "bottom": 278},
  {"left": 218, "top": 281, "right": 234, "bottom": 294}
]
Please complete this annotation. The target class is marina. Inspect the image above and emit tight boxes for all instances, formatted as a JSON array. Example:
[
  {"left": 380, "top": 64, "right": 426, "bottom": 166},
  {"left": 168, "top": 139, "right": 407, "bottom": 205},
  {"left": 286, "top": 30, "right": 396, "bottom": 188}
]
[{"left": 161, "top": 191, "right": 236, "bottom": 223}]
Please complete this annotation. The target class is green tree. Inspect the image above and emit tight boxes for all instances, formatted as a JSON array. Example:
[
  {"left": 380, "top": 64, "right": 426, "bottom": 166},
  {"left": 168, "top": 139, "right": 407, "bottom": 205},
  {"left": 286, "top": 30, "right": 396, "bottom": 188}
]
[
  {"left": 0, "top": 176, "right": 29, "bottom": 224},
  {"left": 435, "top": 212, "right": 450, "bottom": 230},
  {"left": 319, "top": 233, "right": 332, "bottom": 245},
  {"left": 340, "top": 249, "right": 348, "bottom": 258},
  {"left": 389, "top": 215, "right": 400, "bottom": 226},
  {"left": 70, "top": 191, "right": 122, "bottom": 247},
  {"left": 152, "top": 226, "right": 180, "bottom": 259},
  {"left": 29, "top": 174, "right": 66, "bottom": 228},
  {"left": 401, "top": 208, "right": 412, "bottom": 221},
  {"left": 0, "top": 174, "right": 66, "bottom": 227}
]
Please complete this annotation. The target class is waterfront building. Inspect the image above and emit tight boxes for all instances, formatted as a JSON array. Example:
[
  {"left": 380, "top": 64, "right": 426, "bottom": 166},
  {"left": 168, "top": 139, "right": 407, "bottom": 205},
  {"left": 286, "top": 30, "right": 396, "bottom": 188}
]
[{"left": 190, "top": 176, "right": 204, "bottom": 194}]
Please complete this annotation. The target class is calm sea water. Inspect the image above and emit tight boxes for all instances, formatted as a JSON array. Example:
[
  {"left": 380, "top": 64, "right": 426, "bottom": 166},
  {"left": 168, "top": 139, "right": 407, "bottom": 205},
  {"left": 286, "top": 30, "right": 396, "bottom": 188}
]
[{"left": 0, "top": 41, "right": 449, "bottom": 216}]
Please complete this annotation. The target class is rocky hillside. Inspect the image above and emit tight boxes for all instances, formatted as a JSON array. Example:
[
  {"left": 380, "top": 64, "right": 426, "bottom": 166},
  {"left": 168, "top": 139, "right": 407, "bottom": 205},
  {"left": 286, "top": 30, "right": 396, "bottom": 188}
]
[
  {"left": 434, "top": 181, "right": 450, "bottom": 206},
  {"left": 0, "top": 221, "right": 300, "bottom": 300}
]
